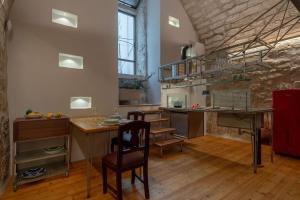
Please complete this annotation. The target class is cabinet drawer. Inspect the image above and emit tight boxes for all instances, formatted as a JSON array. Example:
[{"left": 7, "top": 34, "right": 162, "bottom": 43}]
[{"left": 14, "top": 118, "right": 69, "bottom": 141}]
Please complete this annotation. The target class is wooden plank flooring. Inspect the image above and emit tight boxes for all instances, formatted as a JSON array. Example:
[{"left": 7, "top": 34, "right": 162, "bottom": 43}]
[{"left": 2, "top": 135, "right": 300, "bottom": 200}]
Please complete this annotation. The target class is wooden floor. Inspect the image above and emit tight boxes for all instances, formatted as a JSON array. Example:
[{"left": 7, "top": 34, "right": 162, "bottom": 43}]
[{"left": 2, "top": 135, "right": 300, "bottom": 200}]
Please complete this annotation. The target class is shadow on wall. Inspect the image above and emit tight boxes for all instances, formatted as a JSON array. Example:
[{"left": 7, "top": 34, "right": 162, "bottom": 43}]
[{"left": 0, "top": 0, "right": 15, "bottom": 191}]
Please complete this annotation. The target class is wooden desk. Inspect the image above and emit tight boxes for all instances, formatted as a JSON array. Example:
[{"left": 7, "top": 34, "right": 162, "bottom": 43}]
[{"left": 70, "top": 116, "right": 120, "bottom": 198}]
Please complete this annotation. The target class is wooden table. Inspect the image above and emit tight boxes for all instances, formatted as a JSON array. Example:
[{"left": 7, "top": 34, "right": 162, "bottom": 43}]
[{"left": 70, "top": 116, "right": 119, "bottom": 198}]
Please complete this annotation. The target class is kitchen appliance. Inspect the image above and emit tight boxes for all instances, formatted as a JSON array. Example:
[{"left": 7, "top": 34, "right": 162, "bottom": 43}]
[
  {"left": 273, "top": 89, "right": 300, "bottom": 157},
  {"left": 167, "top": 94, "right": 188, "bottom": 108}
]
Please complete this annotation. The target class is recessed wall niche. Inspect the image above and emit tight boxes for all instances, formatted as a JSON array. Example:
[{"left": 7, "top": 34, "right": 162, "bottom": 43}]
[
  {"left": 52, "top": 9, "right": 78, "bottom": 28},
  {"left": 70, "top": 97, "right": 92, "bottom": 109},
  {"left": 59, "top": 53, "right": 83, "bottom": 69},
  {"left": 168, "top": 16, "right": 180, "bottom": 28}
]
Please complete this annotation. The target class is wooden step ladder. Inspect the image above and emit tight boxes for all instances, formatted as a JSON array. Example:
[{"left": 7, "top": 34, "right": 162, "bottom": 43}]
[{"left": 142, "top": 109, "right": 184, "bottom": 156}]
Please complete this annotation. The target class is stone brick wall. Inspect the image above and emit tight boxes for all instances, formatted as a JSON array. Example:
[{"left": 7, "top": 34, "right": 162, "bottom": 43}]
[
  {"left": 181, "top": 0, "right": 300, "bottom": 52},
  {"left": 207, "top": 37, "right": 300, "bottom": 139},
  {"left": 0, "top": 0, "right": 14, "bottom": 188},
  {"left": 180, "top": 0, "right": 300, "bottom": 140},
  {"left": 136, "top": 0, "right": 147, "bottom": 76}
]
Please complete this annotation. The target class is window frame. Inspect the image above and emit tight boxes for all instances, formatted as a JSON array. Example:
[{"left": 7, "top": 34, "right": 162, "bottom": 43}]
[{"left": 117, "top": 9, "right": 137, "bottom": 76}]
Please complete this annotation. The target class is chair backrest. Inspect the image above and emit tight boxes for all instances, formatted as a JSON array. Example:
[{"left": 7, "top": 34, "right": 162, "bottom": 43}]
[
  {"left": 117, "top": 121, "right": 150, "bottom": 167},
  {"left": 127, "top": 111, "right": 145, "bottom": 121}
]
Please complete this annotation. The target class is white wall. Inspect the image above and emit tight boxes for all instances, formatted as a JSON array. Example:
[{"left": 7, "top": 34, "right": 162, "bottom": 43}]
[
  {"left": 159, "top": 0, "right": 208, "bottom": 133},
  {"left": 160, "top": 0, "right": 198, "bottom": 65},
  {"left": 147, "top": 0, "right": 201, "bottom": 104},
  {"left": 159, "top": 0, "right": 205, "bottom": 107},
  {"left": 8, "top": 0, "right": 118, "bottom": 162}
]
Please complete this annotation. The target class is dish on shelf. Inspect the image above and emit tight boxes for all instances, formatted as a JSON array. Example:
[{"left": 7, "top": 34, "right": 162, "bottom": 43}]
[
  {"left": 20, "top": 167, "right": 46, "bottom": 179},
  {"left": 110, "top": 114, "right": 122, "bottom": 120},
  {"left": 44, "top": 146, "right": 65, "bottom": 155}
]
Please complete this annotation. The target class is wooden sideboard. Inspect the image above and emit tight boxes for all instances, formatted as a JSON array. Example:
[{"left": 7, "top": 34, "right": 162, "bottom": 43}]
[{"left": 13, "top": 117, "right": 70, "bottom": 191}]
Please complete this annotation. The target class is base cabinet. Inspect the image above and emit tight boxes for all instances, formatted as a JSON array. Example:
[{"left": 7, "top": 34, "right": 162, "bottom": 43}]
[{"left": 168, "top": 111, "right": 204, "bottom": 139}]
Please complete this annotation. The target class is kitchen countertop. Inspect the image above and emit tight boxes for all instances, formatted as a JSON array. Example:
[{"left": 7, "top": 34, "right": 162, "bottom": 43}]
[{"left": 160, "top": 107, "right": 273, "bottom": 114}]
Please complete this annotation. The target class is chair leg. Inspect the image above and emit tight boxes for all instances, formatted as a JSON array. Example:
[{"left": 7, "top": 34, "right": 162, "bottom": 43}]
[
  {"left": 143, "top": 165, "right": 150, "bottom": 199},
  {"left": 111, "top": 143, "right": 115, "bottom": 153},
  {"left": 131, "top": 169, "right": 136, "bottom": 184},
  {"left": 102, "top": 163, "right": 107, "bottom": 194},
  {"left": 116, "top": 172, "right": 123, "bottom": 200}
]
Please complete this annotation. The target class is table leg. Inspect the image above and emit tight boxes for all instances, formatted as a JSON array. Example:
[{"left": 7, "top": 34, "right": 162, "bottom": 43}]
[
  {"left": 69, "top": 124, "right": 73, "bottom": 164},
  {"left": 86, "top": 134, "right": 92, "bottom": 198},
  {"left": 66, "top": 135, "right": 70, "bottom": 176}
]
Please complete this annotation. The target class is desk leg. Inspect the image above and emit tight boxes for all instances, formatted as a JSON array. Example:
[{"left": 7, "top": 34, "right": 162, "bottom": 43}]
[
  {"left": 257, "top": 128, "right": 262, "bottom": 165},
  {"left": 253, "top": 113, "right": 265, "bottom": 173},
  {"left": 86, "top": 134, "right": 92, "bottom": 198},
  {"left": 252, "top": 115, "right": 258, "bottom": 174},
  {"left": 253, "top": 129, "right": 259, "bottom": 173}
]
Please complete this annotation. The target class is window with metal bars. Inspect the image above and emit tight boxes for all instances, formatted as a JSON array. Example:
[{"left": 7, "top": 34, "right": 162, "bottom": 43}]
[{"left": 118, "top": 11, "right": 136, "bottom": 75}]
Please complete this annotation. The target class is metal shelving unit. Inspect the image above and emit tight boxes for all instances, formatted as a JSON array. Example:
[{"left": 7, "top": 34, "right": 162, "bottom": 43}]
[{"left": 159, "top": 0, "right": 300, "bottom": 87}]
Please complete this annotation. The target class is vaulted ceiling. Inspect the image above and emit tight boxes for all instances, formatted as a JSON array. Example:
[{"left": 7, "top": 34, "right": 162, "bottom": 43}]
[{"left": 180, "top": 0, "right": 300, "bottom": 52}]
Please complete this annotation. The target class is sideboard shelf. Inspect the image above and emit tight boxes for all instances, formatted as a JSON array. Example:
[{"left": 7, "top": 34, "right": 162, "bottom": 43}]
[
  {"left": 16, "top": 161, "right": 67, "bottom": 187},
  {"left": 16, "top": 149, "right": 68, "bottom": 164}
]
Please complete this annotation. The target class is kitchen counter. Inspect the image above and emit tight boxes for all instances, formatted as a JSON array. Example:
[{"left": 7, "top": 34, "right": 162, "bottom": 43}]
[
  {"left": 161, "top": 106, "right": 274, "bottom": 173},
  {"left": 160, "top": 107, "right": 273, "bottom": 114}
]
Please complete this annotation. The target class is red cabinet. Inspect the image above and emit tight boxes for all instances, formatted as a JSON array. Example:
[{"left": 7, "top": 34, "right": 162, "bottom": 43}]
[{"left": 273, "top": 89, "right": 300, "bottom": 157}]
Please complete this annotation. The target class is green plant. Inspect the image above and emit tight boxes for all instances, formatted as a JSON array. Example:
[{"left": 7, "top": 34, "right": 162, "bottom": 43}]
[
  {"left": 25, "top": 109, "right": 32, "bottom": 115},
  {"left": 119, "top": 73, "right": 153, "bottom": 89}
]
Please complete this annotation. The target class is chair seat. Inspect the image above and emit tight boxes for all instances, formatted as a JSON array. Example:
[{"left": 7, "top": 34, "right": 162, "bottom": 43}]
[{"left": 103, "top": 151, "right": 144, "bottom": 171}]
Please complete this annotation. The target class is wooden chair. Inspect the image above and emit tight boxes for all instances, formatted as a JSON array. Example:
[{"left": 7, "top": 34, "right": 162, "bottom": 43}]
[
  {"left": 110, "top": 111, "right": 145, "bottom": 152},
  {"left": 102, "top": 121, "right": 150, "bottom": 200}
]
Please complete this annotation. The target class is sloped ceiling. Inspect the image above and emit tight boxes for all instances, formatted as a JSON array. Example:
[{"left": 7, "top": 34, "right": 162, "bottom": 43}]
[
  {"left": 291, "top": 0, "right": 300, "bottom": 12},
  {"left": 180, "top": 0, "right": 300, "bottom": 52}
]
